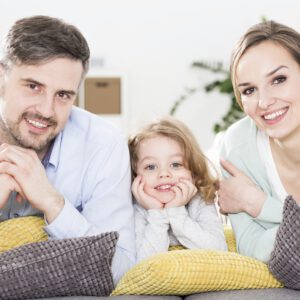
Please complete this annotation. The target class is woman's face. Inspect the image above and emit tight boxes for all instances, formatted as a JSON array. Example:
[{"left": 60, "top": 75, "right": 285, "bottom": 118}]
[{"left": 236, "top": 41, "right": 300, "bottom": 141}]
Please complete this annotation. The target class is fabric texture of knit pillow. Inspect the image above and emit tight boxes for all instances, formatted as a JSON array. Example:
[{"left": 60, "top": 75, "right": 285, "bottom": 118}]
[
  {"left": 269, "top": 195, "right": 300, "bottom": 290},
  {"left": 0, "top": 216, "right": 48, "bottom": 253},
  {"left": 112, "top": 227, "right": 282, "bottom": 296},
  {"left": 0, "top": 231, "right": 118, "bottom": 299}
]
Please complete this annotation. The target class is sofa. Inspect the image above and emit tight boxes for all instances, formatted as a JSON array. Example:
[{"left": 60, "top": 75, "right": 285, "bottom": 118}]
[
  {"left": 31, "top": 289, "right": 300, "bottom": 300},
  {"left": 1, "top": 217, "right": 299, "bottom": 300}
]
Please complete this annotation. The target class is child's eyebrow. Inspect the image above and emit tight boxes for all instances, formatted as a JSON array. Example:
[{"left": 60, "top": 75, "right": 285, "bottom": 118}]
[{"left": 139, "top": 156, "right": 156, "bottom": 163}]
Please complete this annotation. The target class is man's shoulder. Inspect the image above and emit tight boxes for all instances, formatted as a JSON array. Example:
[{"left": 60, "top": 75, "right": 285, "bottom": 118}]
[{"left": 65, "top": 106, "right": 124, "bottom": 146}]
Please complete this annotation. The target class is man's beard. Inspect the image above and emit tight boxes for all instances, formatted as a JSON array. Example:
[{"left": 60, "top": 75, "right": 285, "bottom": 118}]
[{"left": 0, "top": 112, "right": 58, "bottom": 153}]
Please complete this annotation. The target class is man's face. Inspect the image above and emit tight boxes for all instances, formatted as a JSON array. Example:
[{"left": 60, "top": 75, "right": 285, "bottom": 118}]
[{"left": 0, "top": 58, "right": 83, "bottom": 156}]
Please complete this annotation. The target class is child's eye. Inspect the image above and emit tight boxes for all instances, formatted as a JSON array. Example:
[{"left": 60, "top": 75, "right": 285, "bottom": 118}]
[
  {"left": 171, "top": 162, "right": 183, "bottom": 168},
  {"left": 241, "top": 87, "right": 256, "bottom": 96},
  {"left": 273, "top": 75, "right": 286, "bottom": 85},
  {"left": 145, "top": 164, "right": 156, "bottom": 171}
]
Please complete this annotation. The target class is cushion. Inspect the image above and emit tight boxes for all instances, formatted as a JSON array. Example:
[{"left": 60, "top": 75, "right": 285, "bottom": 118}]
[
  {"left": 0, "top": 216, "right": 48, "bottom": 253},
  {"left": 268, "top": 195, "right": 300, "bottom": 290},
  {"left": 112, "top": 228, "right": 282, "bottom": 296},
  {"left": 0, "top": 231, "right": 118, "bottom": 299}
]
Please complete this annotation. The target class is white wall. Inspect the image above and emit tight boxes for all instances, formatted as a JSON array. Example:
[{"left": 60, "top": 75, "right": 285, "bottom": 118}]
[{"left": 1, "top": 0, "right": 299, "bottom": 150}]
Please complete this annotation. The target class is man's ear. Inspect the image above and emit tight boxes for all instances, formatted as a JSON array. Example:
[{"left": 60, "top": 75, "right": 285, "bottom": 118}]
[
  {"left": 0, "top": 62, "right": 5, "bottom": 78},
  {"left": 0, "top": 63, "right": 6, "bottom": 94}
]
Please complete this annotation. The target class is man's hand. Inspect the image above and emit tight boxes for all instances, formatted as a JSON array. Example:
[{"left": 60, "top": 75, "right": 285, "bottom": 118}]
[
  {"left": 218, "top": 159, "right": 266, "bottom": 217},
  {"left": 165, "top": 179, "right": 197, "bottom": 208},
  {"left": 132, "top": 175, "right": 163, "bottom": 209},
  {"left": 0, "top": 173, "right": 24, "bottom": 209},
  {"left": 0, "top": 144, "right": 64, "bottom": 223}
]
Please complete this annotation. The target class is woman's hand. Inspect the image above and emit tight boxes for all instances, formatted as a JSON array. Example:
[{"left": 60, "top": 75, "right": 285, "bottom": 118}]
[
  {"left": 165, "top": 179, "right": 197, "bottom": 208},
  {"left": 132, "top": 175, "right": 163, "bottom": 209},
  {"left": 218, "top": 160, "right": 267, "bottom": 217}
]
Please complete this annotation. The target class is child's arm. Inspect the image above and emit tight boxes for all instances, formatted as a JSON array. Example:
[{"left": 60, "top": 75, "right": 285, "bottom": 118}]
[
  {"left": 135, "top": 204, "right": 170, "bottom": 262},
  {"left": 167, "top": 196, "right": 227, "bottom": 251}
]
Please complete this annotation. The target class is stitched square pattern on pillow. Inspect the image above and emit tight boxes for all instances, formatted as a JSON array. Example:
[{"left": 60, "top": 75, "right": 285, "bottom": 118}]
[
  {"left": 112, "top": 249, "right": 282, "bottom": 296},
  {"left": 112, "top": 226, "right": 282, "bottom": 296},
  {"left": 0, "top": 216, "right": 48, "bottom": 253},
  {"left": 269, "top": 195, "right": 300, "bottom": 290},
  {"left": 0, "top": 231, "right": 118, "bottom": 299}
]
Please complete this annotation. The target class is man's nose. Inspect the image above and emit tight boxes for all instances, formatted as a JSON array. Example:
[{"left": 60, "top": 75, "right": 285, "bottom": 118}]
[{"left": 35, "top": 94, "right": 55, "bottom": 118}]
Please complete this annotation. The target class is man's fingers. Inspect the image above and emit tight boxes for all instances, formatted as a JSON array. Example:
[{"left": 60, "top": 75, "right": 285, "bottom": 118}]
[{"left": 220, "top": 159, "right": 243, "bottom": 177}]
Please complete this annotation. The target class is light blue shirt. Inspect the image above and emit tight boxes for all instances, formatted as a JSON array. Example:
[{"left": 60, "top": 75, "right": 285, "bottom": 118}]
[{"left": 1, "top": 106, "right": 136, "bottom": 284}]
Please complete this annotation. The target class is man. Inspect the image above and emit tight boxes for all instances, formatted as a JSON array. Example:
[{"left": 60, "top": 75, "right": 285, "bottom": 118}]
[{"left": 0, "top": 15, "right": 135, "bottom": 284}]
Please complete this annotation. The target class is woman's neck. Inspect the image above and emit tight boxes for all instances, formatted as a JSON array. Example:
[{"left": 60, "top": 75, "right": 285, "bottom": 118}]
[{"left": 270, "top": 135, "right": 300, "bottom": 167}]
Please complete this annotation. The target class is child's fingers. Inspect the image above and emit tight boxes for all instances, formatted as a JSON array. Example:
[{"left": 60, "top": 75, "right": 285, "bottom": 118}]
[
  {"left": 178, "top": 179, "right": 197, "bottom": 200},
  {"left": 176, "top": 182, "right": 188, "bottom": 199}
]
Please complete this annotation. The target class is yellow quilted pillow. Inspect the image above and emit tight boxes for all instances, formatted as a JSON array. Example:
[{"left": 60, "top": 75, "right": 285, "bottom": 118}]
[
  {"left": 0, "top": 216, "right": 48, "bottom": 253},
  {"left": 112, "top": 227, "right": 283, "bottom": 295}
]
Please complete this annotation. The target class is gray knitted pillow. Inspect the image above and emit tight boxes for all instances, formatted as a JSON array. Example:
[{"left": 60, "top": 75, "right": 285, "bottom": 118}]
[
  {"left": 268, "top": 195, "right": 300, "bottom": 290},
  {"left": 0, "top": 231, "right": 118, "bottom": 299}
]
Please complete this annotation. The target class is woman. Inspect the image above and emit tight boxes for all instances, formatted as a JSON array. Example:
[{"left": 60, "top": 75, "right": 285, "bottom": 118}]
[{"left": 218, "top": 20, "right": 300, "bottom": 263}]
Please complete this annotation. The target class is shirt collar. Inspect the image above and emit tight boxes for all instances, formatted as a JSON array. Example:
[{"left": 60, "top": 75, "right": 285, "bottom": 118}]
[{"left": 47, "top": 130, "right": 63, "bottom": 170}]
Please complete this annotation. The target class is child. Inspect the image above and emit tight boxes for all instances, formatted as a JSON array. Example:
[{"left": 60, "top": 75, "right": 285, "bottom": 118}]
[{"left": 129, "top": 117, "right": 227, "bottom": 262}]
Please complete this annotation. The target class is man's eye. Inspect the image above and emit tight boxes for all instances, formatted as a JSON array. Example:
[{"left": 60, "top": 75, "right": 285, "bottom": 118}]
[
  {"left": 57, "top": 91, "right": 71, "bottom": 101},
  {"left": 28, "top": 83, "right": 38, "bottom": 90},
  {"left": 145, "top": 164, "right": 156, "bottom": 171}
]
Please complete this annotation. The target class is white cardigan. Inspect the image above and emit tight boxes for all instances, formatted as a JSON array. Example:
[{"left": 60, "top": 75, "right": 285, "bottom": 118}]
[{"left": 134, "top": 195, "right": 227, "bottom": 262}]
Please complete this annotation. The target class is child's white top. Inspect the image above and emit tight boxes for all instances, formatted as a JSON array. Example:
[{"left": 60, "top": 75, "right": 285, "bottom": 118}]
[{"left": 134, "top": 195, "right": 227, "bottom": 262}]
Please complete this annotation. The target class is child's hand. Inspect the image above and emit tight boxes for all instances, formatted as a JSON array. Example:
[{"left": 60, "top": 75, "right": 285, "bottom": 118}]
[
  {"left": 132, "top": 175, "right": 163, "bottom": 210},
  {"left": 165, "top": 179, "right": 197, "bottom": 208}
]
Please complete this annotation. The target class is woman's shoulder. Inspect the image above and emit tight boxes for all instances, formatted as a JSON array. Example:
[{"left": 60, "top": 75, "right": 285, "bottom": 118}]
[{"left": 221, "top": 116, "right": 258, "bottom": 152}]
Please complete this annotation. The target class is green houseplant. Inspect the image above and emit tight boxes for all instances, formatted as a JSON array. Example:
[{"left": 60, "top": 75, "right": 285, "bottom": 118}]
[{"left": 170, "top": 61, "right": 244, "bottom": 134}]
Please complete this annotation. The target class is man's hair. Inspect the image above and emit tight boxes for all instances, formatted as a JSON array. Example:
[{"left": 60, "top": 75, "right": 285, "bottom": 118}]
[
  {"left": 128, "top": 116, "right": 218, "bottom": 203},
  {"left": 231, "top": 20, "right": 300, "bottom": 108},
  {"left": 2, "top": 15, "right": 90, "bottom": 74}
]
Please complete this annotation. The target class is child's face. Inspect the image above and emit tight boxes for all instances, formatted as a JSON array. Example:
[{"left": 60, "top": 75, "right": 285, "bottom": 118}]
[{"left": 136, "top": 135, "right": 193, "bottom": 204}]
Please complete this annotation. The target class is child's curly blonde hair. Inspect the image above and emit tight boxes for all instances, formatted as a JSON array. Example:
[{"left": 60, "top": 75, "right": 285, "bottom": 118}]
[{"left": 128, "top": 117, "right": 218, "bottom": 203}]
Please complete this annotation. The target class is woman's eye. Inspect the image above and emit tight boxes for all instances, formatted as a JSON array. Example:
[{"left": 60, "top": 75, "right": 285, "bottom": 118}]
[
  {"left": 273, "top": 76, "right": 286, "bottom": 85},
  {"left": 145, "top": 164, "right": 156, "bottom": 171},
  {"left": 241, "top": 87, "right": 255, "bottom": 96}
]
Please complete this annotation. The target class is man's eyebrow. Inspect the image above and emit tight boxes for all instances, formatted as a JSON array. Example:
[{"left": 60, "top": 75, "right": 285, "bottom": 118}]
[
  {"left": 20, "top": 77, "right": 77, "bottom": 95},
  {"left": 237, "top": 66, "right": 288, "bottom": 88},
  {"left": 20, "top": 78, "right": 45, "bottom": 86},
  {"left": 59, "top": 89, "right": 77, "bottom": 96}
]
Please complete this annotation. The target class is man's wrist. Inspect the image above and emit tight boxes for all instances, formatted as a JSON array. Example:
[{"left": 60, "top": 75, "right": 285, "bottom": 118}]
[{"left": 43, "top": 194, "right": 65, "bottom": 224}]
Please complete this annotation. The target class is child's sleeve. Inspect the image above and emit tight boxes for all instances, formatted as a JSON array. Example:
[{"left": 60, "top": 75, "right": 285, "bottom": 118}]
[
  {"left": 134, "top": 204, "right": 170, "bottom": 262},
  {"left": 167, "top": 196, "right": 227, "bottom": 251}
]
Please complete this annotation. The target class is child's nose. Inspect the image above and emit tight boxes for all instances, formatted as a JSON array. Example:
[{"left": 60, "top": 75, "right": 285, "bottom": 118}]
[{"left": 159, "top": 169, "right": 171, "bottom": 178}]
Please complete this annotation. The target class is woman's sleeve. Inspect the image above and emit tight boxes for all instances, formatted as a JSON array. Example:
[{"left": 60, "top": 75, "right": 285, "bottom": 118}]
[
  {"left": 167, "top": 198, "right": 227, "bottom": 251},
  {"left": 135, "top": 206, "right": 170, "bottom": 262},
  {"left": 219, "top": 124, "right": 283, "bottom": 262}
]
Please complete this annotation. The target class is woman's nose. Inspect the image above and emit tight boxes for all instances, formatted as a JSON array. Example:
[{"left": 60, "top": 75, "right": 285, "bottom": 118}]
[{"left": 258, "top": 89, "right": 276, "bottom": 109}]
